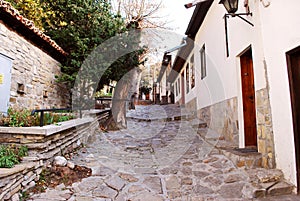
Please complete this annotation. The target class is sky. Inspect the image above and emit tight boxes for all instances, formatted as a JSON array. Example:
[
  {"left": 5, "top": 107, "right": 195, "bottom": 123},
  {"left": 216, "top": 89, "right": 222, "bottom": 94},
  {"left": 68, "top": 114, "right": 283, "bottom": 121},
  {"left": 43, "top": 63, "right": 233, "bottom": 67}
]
[
  {"left": 110, "top": 0, "right": 196, "bottom": 66},
  {"left": 160, "top": 0, "right": 195, "bottom": 35},
  {"left": 111, "top": 0, "right": 195, "bottom": 36}
]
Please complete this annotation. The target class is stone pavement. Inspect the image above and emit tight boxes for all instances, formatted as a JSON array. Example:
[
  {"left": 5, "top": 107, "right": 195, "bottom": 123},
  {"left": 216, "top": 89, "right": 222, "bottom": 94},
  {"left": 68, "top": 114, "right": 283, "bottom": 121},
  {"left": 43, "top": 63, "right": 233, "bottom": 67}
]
[{"left": 28, "top": 104, "right": 300, "bottom": 201}]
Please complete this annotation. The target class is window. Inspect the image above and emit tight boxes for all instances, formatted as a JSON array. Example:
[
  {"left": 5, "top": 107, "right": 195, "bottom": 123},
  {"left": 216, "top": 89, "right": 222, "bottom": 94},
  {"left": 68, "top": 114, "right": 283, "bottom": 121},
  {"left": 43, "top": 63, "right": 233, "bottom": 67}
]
[
  {"left": 178, "top": 78, "right": 180, "bottom": 94},
  {"left": 200, "top": 44, "right": 207, "bottom": 79},
  {"left": 186, "top": 63, "right": 189, "bottom": 93},
  {"left": 190, "top": 54, "right": 195, "bottom": 88}
]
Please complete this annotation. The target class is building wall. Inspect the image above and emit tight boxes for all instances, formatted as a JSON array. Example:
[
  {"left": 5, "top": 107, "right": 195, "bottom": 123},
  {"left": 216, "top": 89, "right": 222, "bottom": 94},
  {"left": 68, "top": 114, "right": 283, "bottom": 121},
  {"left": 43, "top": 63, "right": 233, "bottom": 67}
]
[
  {"left": 185, "top": 0, "right": 299, "bottom": 185},
  {"left": 197, "top": 97, "right": 239, "bottom": 147},
  {"left": 174, "top": 0, "right": 279, "bottom": 168},
  {"left": 258, "top": 0, "right": 300, "bottom": 186},
  {"left": 0, "top": 21, "right": 69, "bottom": 110}
]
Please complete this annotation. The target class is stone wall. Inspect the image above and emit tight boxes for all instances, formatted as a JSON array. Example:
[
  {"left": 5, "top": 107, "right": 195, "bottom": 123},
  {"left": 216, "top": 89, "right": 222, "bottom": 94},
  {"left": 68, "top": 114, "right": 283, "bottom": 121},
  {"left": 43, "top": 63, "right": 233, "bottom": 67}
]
[
  {"left": 185, "top": 97, "right": 197, "bottom": 114},
  {"left": 0, "top": 117, "right": 99, "bottom": 200},
  {"left": 197, "top": 97, "right": 239, "bottom": 147},
  {"left": 0, "top": 21, "right": 69, "bottom": 109},
  {"left": 196, "top": 89, "right": 275, "bottom": 169},
  {"left": 256, "top": 88, "right": 276, "bottom": 168}
]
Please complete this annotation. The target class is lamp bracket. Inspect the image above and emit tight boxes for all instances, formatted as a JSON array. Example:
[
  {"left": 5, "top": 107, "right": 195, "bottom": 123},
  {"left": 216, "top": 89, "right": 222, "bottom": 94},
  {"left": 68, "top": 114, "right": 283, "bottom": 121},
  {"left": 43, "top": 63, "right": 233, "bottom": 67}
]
[
  {"left": 225, "top": 12, "right": 254, "bottom": 26},
  {"left": 223, "top": 12, "right": 254, "bottom": 57}
]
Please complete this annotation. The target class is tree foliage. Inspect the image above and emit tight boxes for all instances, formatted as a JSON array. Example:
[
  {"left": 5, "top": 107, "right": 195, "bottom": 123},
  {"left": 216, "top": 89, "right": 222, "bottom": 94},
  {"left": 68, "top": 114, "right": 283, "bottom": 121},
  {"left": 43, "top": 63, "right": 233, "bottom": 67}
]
[
  {"left": 6, "top": 0, "right": 48, "bottom": 30},
  {"left": 42, "top": 0, "right": 129, "bottom": 88},
  {"left": 7, "top": 0, "right": 143, "bottom": 90}
]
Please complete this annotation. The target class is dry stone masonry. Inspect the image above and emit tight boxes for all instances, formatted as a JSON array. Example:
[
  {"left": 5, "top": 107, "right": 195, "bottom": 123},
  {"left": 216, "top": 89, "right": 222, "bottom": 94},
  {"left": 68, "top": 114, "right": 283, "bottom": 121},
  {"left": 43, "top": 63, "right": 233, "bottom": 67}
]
[
  {"left": 0, "top": 116, "right": 99, "bottom": 200},
  {"left": 0, "top": 21, "right": 69, "bottom": 109}
]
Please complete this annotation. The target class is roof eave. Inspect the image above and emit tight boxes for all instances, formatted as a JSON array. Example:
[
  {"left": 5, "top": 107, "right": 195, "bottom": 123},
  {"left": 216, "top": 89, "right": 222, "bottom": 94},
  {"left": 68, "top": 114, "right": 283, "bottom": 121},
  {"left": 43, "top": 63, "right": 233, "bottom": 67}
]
[
  {"left": 167, "top": 0, "right": 213, "bottom": 83},
  {"left": 0, "top": 1, "right": 67, "bottom": 63}
]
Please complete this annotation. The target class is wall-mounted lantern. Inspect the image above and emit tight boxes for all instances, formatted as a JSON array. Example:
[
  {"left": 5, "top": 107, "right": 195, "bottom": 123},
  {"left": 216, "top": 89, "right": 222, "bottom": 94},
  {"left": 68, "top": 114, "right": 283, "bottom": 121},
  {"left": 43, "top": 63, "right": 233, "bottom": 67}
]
[{"left": 219, "top": 0, "right": 254, "bottom": 57}]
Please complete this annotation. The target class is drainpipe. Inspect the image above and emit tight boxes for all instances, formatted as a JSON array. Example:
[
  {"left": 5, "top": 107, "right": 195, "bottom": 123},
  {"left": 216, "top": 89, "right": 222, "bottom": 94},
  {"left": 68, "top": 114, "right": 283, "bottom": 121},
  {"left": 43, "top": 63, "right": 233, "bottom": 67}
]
[
  {"left": 164, "top": 37, "right": 187, "bottom": 54},
  {"left": 163, "top": 37, "right": 188, "bottom": 103},
  {"left": 184, "top": 0, "right": 210, "bottom": 8}
]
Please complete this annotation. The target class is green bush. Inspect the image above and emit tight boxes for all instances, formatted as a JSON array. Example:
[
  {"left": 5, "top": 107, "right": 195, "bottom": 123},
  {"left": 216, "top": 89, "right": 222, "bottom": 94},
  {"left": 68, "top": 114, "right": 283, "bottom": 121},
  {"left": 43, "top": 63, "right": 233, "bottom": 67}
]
[
  {"left": 0, "top": 108, "right": 74, "bottom": 127},
  {"left": 0, "top": 145, "right": 28, "bottom": 168},
  {"left": 0, "top": 108, "right": 38, "bottom": 127}
]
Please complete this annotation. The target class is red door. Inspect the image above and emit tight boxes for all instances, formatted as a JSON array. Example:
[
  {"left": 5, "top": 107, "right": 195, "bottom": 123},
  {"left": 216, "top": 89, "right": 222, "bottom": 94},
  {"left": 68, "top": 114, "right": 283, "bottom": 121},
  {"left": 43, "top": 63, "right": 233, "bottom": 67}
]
[{"left": 240, "top": 48, "right": 257, "bottom": 148}]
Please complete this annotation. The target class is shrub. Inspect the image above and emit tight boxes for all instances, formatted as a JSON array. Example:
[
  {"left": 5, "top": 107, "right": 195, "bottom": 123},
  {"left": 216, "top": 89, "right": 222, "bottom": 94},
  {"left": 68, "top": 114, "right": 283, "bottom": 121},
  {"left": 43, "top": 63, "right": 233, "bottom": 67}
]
[
  {"left": 0, "top": 145, "right": 28, "bottom": 168},
  {"left": 0, "top": 108, "right": 38, "bottom": 127},
  {"left": 0, "top": 108, "right": 74, "bottom": 127}
]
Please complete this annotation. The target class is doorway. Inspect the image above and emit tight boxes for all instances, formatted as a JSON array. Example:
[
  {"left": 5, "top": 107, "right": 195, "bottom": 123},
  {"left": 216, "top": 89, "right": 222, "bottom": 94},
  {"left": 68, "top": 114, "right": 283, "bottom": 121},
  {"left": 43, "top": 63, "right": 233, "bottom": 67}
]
[
  {"left": 0, "top": 54, "right": 13, "bottom": 114},
  {"left": 240, "top": 48, "right": 257, "bottom": 148},
  {"left": 286, "top": 45, "right": 300, "bottom": 193}
]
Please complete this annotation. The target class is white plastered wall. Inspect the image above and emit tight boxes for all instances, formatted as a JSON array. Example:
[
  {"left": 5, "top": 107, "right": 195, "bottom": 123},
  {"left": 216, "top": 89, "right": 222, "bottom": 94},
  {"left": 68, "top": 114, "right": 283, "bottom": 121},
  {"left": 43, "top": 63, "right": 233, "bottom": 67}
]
[
  {"left": 172, "top": 0, "right": 300, "bottom": 186},
  {"left": 191, "top": 0, "right": 267, "bottom": 146},
  {"left": 258, "top": 0, "right": 300, "bottom": 186}
]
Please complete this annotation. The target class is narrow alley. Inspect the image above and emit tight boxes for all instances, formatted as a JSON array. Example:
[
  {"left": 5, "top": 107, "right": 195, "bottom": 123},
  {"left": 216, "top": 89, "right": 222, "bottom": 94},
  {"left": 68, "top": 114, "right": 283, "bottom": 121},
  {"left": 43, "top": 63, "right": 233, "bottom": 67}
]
[{"left": 28, "top": 105, "right": 300, "bottom": 201}]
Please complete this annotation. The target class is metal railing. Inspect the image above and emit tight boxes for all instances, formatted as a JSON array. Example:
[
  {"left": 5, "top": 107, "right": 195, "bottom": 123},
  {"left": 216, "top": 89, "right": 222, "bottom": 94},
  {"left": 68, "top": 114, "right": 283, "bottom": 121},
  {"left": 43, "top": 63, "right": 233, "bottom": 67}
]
[
  {"left": 31, "top": 108, "right": 113, "bottom": 127},
  {"left": 31, "top": 108, "right": 82, "bottom": 127}
]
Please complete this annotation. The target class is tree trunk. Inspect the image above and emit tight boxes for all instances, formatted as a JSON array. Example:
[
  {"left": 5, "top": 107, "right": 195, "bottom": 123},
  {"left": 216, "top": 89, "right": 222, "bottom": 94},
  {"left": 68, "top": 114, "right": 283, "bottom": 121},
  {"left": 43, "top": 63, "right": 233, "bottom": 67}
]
[
  {"left": 108, "top": 68, "right": 140, "bottom": 130},
  {"left": 128, "top": 67, "right": 142, "bottom": 101}
]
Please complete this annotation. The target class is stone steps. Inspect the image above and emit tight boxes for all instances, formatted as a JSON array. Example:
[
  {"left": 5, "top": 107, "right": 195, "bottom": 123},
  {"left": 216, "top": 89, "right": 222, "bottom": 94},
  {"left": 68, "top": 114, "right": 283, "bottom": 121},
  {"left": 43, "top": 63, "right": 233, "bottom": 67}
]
[
  {"left": 246, "top": 168, "right": 295, "bottom": 198},
  {"left": 221, "top": 147, "right": 263, "bottom": 169},
  {"left": 194, "top": 125, "right": 295, "bottom": 198}
]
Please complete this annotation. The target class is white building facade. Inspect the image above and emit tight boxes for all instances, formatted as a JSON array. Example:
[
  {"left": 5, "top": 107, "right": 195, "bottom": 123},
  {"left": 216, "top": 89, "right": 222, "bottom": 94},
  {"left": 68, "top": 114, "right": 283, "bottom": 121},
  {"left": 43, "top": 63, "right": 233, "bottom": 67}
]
[{"left": 170, "top": 0, "right": 300, "bottom": 190}]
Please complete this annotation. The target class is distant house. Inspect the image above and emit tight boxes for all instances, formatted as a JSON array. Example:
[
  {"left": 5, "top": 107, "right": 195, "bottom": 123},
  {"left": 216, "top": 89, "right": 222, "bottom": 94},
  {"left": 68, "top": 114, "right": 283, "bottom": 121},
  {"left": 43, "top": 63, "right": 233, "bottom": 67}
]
[
  {"left": 167, "top": 0, "right": 300, "bottom": 191},
  {"left": 156, "top": 54, "right": 172, "bottom": 104},
  {"left": 0, "top": 0, "right": 69, "bottom": 113}
]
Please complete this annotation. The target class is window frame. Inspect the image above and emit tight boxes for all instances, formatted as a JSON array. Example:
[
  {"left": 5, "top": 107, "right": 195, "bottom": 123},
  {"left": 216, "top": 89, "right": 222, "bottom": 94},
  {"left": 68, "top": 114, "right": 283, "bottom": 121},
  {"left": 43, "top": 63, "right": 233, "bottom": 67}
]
[
  {"left": 190, "top": 54, "right": 195, "bottom": 88},
  {"left": 200, "top": 44, "right": 207, "bottom": 80}
]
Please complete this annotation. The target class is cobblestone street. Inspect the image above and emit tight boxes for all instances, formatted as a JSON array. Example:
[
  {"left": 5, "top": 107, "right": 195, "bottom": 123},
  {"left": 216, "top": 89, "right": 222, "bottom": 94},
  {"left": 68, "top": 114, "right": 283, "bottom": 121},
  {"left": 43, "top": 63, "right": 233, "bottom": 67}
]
[{"left": 28, "top": 105, "right": 300, "bottom": 201}]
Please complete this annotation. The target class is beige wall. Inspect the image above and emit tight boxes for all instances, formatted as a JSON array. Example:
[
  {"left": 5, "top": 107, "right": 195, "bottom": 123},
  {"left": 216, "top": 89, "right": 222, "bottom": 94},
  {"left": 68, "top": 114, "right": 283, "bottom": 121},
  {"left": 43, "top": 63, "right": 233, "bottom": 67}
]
[{"left": 0, "top": 22, "right": 69, "bottom": 110}]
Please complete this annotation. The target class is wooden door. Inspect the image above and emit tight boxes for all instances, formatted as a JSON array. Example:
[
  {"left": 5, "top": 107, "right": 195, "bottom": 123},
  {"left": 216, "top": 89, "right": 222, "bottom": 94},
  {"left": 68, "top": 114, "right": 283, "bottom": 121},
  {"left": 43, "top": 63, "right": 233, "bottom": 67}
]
[
  {"left": 287, "top": 46, "right": 300, "bottom": 193},
  {"left": 181, "top": 71, "right": 185, "bottom": 104},
  {"left": 240, "top": 48, "right": 257, "bottom": 148}
]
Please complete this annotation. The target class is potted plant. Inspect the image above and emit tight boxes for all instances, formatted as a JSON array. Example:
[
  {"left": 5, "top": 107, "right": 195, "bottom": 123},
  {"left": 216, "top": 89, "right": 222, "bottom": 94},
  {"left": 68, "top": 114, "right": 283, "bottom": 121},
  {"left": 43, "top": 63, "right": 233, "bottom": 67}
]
[{"left": 140, "top": 86, "right": 152, "bottom": 100}]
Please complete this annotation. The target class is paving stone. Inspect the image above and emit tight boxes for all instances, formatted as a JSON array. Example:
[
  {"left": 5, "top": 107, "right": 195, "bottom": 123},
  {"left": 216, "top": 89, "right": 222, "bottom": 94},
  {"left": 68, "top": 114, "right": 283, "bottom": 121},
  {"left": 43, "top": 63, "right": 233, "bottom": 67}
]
[
  {"left": 92, "top": 185, "right": 118, "bottom": 199},
  {"left": 159, "top": 167, "right": 178, "bottom": 175},
  {"left": 128, "top": 185, "right": 145, "bottom": 193},
  {"left": 77, "top": 177, "right": 104, "bottom": 192},
  {"left": 183, "top": 161, "right": 193, "bottom": 166},
  {"left": 118, "top": 173, "right": 139, "bottom": 182},
  {"left": 181, "top": 177, "right": 193, "bottom": 185},
  {"left": 128, "top": 191, "right": 164, "bottom": 201},
  {"left": 92, "top": 166, "right": 116, "bottom": 176},
  {"left": 224, "top": 174, "right": 245, "bottom": 183},
  {"left": 192, "top": 184, "right": 214, "bottom": 195},
  {"left": 218, "top": 182, "right": 244, "bottom": 198},
  {"left": 168, "top": 191, "right": 182, "bottom": 199},
  {"left": 193, "top": 171, "right": 210, "bottom": 178},
  {"left": 143, "top": 176, "right": 163, "bottom": 194},
  {"left": 181, "top": 167, "right": 193, "bottom": 175},
  {"left": 203, "top": 175, "right": 223, "bottom": 186},
  {"left": 105, "top": 176, "right": 126, "bottom": 191},
  {"left": 166, "top": 175, "right": 181, "bottom": 190},
  {"left": 203, "top": 156, "right": 219, "bottom": 164}
]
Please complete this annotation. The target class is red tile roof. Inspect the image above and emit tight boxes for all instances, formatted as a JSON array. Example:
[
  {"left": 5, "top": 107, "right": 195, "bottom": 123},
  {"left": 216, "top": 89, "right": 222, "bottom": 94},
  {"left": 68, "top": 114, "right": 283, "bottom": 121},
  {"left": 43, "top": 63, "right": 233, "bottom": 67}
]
[{"left": 0, "top": 0, "right": 67, "bottom": 60}]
